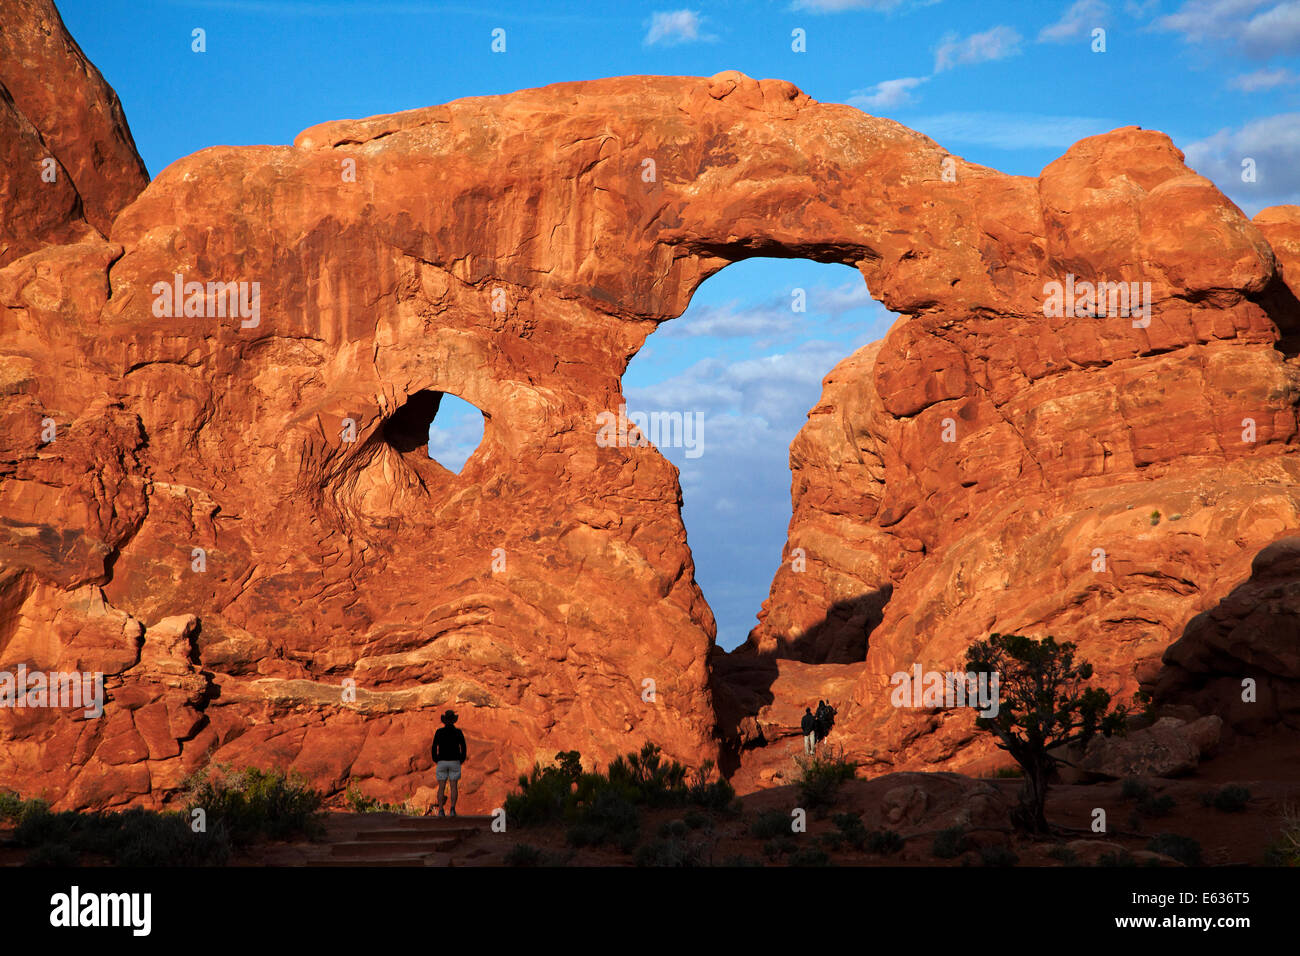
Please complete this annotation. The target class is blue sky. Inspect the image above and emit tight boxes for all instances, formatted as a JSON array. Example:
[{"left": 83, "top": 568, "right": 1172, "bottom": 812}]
[{"left": 59, "top": 0, "right": 1299, "bottom": 649}]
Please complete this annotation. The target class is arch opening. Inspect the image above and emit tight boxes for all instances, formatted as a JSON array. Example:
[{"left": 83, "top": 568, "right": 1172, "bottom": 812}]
[
  {"left": 381, "top": 388, "right": 486, "bottom": 475},
  {"left": 625, "top": 257, "right": 900, "bottom": 656}
]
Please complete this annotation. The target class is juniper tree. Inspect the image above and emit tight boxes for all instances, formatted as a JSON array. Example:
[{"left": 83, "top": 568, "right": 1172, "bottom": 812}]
[{"left": 964, "top": 633, "right": 1126, "bottom": 833}]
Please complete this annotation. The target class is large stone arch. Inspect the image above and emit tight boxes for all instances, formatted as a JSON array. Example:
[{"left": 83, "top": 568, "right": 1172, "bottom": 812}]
[{"left": 3, "top": 34, "right": 1300, "bottom": 808}]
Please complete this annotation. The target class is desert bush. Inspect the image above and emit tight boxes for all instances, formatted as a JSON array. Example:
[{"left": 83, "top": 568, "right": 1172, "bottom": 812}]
[
  {"left": 345, "top": 787, "right": 417, "bottom": 815},
  {"left": 1137, "top": 793, "right": 1176, "bottom": 818},
  {"left": 932, "top": 825, "right": 969, "bottom": 859},
  {"left": 505, "top": 843, "right": 545, "bottom": 867},
  {"left": 793, "top": 744, "right": 858, "bottom": 812},
  {"left": 503, "top": 750, "right": 584, "bottom": 827},
  {"left": 866, "top": 829, "right": 905, "bottom": 856},
  {"left": 606, "top": 743, "right": 688, "bottom": 808},
  {"left": 15, "top": 806, "right": 230, "bottom": 866},
  {"left": 831, "top": 811, "right": 868, "bottom": 850},
  {"left": 185, "top": 765, "right": 323, "bottom": 845},
  {"left": 565, "top": 788, "right": 640, "bottom": 851},
  {"left": 658, "top": 818, "right": 688, "bottom": 839},
  {"left": 23, "top": 842, "right": 80, "bottom": 867},
  {"left": 686, "top": 760, "right": 736, "bottom": 811},
  {"left": 749, "top": 809, "right": 791, "bottom": 840},
  {"left": 683, "top": 810, "right": 712, "bottom": 831},
  {"left": 634, "top": 836, "right": 709, "bottom": 867},
  {"left": 0, "top": 792, "right": 49, "bottom": 826},
  {"left": 788, "top": 847, "right": 830, "bottom": 867},
  {"left": 1147, "top": 832, "right": 1202, "bottom": 866},
  {"left": 978, "top": 844, "right": 1019, "bottom": 867},
  {"left": 717, "top": 854, "right": 762, "bottom": 867},
  {"left": 1047, "top": 845, "right": 1078, "bottom": 865},
  {"left": 1120, "top": 777, "right": 1150, "bottom": 801},
  {"left": 1201, "top": 785, "right": 1251, "bottom": 813},
  {"left": 763, "top": 836, "right": 798, "bottom": 861},
  {"left": 1265, "top": 803, "right": 1300, "bottom": 866}
]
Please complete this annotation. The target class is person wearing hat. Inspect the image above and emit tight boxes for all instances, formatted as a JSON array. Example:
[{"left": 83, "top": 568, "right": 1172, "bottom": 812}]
[{"left": 432, "top": 709, "right": 468, "bottom": 816}]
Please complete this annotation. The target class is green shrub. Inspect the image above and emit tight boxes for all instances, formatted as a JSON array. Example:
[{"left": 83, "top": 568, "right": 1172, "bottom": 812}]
[
  {"left": 1147, "top": 833, "right": 1202, "bottom": 866},
  {"left": 505, "top": 843, "right": 545, "bottom": 867},
  {"left": 992, "top": 766, "right": 1023, "bottom": 778},
  {"left": 749, "top": 809, "right": 790, "bottom": 840},
  {"left": 978, "top": 844, "right": 1019, "bottom": 867},
  {"left": 932, "top": 825, "right": 968, "bottom": 859},
  {"left": 794, "top": 745, "right": 857, "bottom": 812},
  {"left": 634, "top": 836, "right": 708, "bottom": 867},
  {"left": 788, "top": 847, "right": 830, "bottom": 867},
  {"left": 717, "top": 854, "right": 762, "bottom": 867},
  {"left": 23, "top": 842, "right": 80, "bottom": 867},
  {"left": 185, "top": 765, "right": 323, "bottom": 846},
  {"left": 1138, "top": 793, "right": 1176, "bottom": 818},
  {"left": 818, "top": 831, "right": 844, "bottom": 852},
  {"left": 1265, "top": 803, "right": 1300, "bottom": 866},
  {"left": 1149, "top": 510, "right": 1161, "bottom": 526},
  {"left": 606, "top": 743, "right": 688, "bottom": 808},
  {"left": 1201, "top": 785, "right": 1251, "bottom": 813},
  {"left": 658, "top": 819, "right": 688, "bottom": 839},
  {"left": 686, "top": 760, "right": 736, "bottom": 811},
  {"left": 1120, "top": 777, "right": 1150, "bottom": 801},
  {"left": 866, "top": 829, "right": 905, "bottom": 856},
  {"left": 1047, "top": 845, "right": 1079, "bottom": 865},
  {"left": 831, "top": 811, "right": 868, "bottom": 850},
  {"left": 503, "top": 750, "right": 583, "bottom": 827},
  {"left": 763, "top": 836, "right": 798, "bottom": 861},
  {"left": 345, "top": 787, "right": 417, "bottom": 815},
  {"left": 565, "top": 788, "right": 640, "bottom": 851},
  {"left": 683, "top": 810, "right": 712, "bottom": 831},
  {"left": 505, "top": 745, "right": 727, "bottom": 846},
  {"left": 14, "top": 806, "right": 230, "bottom": 866}
]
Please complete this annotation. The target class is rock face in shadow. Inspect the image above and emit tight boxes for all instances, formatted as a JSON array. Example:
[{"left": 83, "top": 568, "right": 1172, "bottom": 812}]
[{"left": 2, "top": 4, "right": 1299, "bottom": 810}]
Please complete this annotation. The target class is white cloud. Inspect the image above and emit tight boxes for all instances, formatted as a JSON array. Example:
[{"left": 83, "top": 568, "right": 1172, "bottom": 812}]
[
  {"left": 644, "top": 9, "right": 714, "bottom": 46},
  {"left": 661, "top": 281, "right": 881, "bottom": 339},
  {"left": 1125, "top": 0, "right": 1162, "bottom": 16},
  {"left": 1228, "top": 66, "right": 1300, "bottom": 89},
  {"left": 1039, "top": 0, "right": 1111, "bottom": 42},
  {"left": 1152, "top": 0, "right": 1300, "bottom": 58},
  {"left": 934, "top": 25, "right": 1024, "bottom": 71},
  {"left": 1180, "top": 112, "right": 1300, "bottom": 214},
  {"left": 627, "top": 339, "right": 871, "bottom": 441},
  {"left": 849, "top": 76, "right": 930, "bottom": 109},
  {"left": 907, "top": 111, "right": 1117, "bottom": 150}
]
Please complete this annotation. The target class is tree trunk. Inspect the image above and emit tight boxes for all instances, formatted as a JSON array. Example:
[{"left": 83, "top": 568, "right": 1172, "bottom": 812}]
[{"left": 1015, "top": 761, "right": 1051, "bottom": 833}]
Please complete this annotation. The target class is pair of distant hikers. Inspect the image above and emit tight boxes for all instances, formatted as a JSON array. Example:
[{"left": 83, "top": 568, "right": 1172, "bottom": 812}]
[
  {"left": 801, "top": 700, "right": 837, "bottom": 755},
  {"left": 431, "top": 709, "right": 468, "bottom": 816}
]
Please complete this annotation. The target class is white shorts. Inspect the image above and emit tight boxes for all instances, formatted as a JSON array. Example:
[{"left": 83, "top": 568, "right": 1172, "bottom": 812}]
[{"left": 436, "top": 760, "right": 462, "bottom": 781}]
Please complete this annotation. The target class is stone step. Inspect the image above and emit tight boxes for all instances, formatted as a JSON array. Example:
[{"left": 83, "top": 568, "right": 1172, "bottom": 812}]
[
  {"left": 332, "top": 838, "right": 459, "bottom": 858},
  {"left": 352, "top": 827, "right": 479, "bottom": 842}
]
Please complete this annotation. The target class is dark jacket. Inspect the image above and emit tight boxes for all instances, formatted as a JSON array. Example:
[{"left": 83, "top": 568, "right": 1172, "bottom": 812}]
[
  {"left": 432, "top": 726, "right": 467, "bottom": 763},
  {"left": 815, "top": 704, "right": 835, "bottom": 735},
  {"left": 800, "top": 712, "right": 816, "bottom": 735}
]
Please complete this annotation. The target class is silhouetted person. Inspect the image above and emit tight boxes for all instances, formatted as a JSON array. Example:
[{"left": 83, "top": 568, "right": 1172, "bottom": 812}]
[
  {"left": 814, "top": 699, "right": 836, "bottom": 748},
  {"left": 432, "top": 709, "right": 467, "bottom": 816},
  {"left": 801, "top": 707, "right": 817, "bottom": 755}
]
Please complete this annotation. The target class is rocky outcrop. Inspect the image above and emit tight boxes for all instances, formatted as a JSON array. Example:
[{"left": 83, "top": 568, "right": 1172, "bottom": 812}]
[
  {"left": 0, "top": 0, "right": 149, "bottom": 266},
  {"left": 2, "top": 2, "right": 1298, "bottom": 811}
]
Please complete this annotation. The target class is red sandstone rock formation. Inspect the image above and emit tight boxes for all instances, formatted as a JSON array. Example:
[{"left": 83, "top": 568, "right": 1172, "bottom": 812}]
[
  {"left": 0, "top": 0, "right": 149, "bottom": 266},
  {"left": 2, "top": 2, "right": 1298, "bottom": 811}
]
